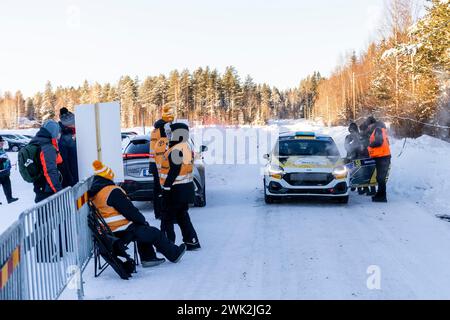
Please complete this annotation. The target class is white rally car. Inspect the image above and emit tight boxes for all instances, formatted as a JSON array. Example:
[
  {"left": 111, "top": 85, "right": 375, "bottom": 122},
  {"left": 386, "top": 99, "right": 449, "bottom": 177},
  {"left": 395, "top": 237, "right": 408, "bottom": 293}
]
[{"left": 263, "top": 131, "right": 350, "bottom": 204}]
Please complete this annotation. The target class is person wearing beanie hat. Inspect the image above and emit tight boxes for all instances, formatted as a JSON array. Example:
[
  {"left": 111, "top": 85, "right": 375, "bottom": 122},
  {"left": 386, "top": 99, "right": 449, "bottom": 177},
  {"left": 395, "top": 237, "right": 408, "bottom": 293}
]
[
  {"left": 88, "top": 160, "right": 186, "bottom": 267},
  {"left": 161, "top": 103, "right": 175, "bottom": 123},
  {"left": 159, "top": 122, "right": 201, "bottom": 251},
  {"left": 0, "top": 137, "right": 18, "bottom": 205},
  {"left": 344, "top": 122, "right": 363, "bottom": 161},
  {"left": 58, "top": 107, "right": 78, "bottom": 188},
  {"left": 29, "top": 120, "right": 63, "bottom": 203}
]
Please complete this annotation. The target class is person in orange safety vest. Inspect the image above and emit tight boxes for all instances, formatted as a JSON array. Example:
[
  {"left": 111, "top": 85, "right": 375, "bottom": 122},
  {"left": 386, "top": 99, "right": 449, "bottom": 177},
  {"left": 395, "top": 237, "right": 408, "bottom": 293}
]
[{"left": 367, "top": 116, "right": 391, "bottom": 203}]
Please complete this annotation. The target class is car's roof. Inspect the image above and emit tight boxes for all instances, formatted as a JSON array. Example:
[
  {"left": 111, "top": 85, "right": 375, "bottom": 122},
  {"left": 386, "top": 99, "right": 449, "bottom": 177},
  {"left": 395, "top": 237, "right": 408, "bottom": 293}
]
[
  {"left": 278, "top": 131, "right": 332, "bottom": 139},
  {"left": 129, "top": 135, "right": 150, "bottom": 141}
]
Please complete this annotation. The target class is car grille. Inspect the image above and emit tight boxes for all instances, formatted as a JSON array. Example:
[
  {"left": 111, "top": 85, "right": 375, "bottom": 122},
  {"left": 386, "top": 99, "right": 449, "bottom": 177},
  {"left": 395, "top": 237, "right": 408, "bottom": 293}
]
[{"left": 284, "top": 173, "right": 334, "bottom": 186}]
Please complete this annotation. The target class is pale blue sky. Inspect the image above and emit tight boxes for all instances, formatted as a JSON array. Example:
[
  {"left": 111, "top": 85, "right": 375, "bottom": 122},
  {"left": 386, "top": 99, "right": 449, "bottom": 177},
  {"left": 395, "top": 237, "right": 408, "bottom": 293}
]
[{"left": 0, "top": 0, "right": 423, "bottom": 96}]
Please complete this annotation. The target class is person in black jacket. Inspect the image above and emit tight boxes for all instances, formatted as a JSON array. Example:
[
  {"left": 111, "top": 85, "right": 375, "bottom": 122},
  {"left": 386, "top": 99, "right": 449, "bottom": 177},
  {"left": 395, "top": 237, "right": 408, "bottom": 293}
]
[
  {"left": 58, "top": 108, "right": 79, "bottom": 188},
  {"left": 89, "top": 160, "right": 186, "bottom": 267},
  {"left": 160, "top": 122, "right": 200, "bottom": 251},
  {"left": 344, "top": 122, "right": 363, "bottom": 160},
  {"left": 0, "top": 136, "right": 18, "bottom": 205},
  {"left": 359, "top": 120, "right": 377, "bottom": 196},
  {"left": 30, "top": 120, "right": 63, "bottom": 203}
]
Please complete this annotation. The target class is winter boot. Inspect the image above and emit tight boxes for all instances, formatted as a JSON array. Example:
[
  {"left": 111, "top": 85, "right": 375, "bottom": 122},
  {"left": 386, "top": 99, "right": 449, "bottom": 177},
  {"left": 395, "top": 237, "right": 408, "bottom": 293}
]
[
  {"left": 142, "top": 257, "right": 166, "bottom": 268},
  {"left": 185, "top": 240, "right": 201, "bottom": 251},
  {"left": 372, "top": 194, "right": 387, "bottom": 203},
  {"left": 171, "top": 244, "right": 187, "bottom": 263},
  {"left": 8, "top": 197, "right": 18, "bottom": 204}
]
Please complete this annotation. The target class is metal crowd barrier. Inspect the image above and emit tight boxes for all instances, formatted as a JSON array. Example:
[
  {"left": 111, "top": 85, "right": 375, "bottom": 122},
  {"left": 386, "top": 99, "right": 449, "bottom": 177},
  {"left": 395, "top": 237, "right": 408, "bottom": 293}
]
[
  {"left": 0, "top": 220, "right": 23, "bottom": 300},
  {"left": 0, "top": 176, "right": 94, "bottom": 300}
]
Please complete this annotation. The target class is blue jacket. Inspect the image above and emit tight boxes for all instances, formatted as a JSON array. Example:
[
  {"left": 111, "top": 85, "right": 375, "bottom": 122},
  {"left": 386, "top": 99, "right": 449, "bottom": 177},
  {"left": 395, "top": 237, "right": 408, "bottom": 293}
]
[{"left": 0, "top": 148, "right": 11, "bottom": 177}]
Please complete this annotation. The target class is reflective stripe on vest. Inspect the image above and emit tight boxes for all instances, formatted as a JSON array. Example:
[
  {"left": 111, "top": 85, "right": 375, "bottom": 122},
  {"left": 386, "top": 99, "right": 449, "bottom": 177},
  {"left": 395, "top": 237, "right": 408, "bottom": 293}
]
[
  {"left": 91, "top": 185, "right": 132, "bottom": 232},
  {"left": 159, "top": 142, "right": 194, "bottom": 187},
  {"left": 368, "top": 128, "right": 391, "bottom": 158}
]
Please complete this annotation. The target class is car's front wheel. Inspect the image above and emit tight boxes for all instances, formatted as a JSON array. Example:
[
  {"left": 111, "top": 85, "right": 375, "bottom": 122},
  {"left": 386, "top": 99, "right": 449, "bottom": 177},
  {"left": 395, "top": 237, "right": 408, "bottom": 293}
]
[
  {"left": 264, "top": 179, "right": 280, "bottom": 204},
  {"left": 194, "top": 184, "right": 206, "bottom": 207}
]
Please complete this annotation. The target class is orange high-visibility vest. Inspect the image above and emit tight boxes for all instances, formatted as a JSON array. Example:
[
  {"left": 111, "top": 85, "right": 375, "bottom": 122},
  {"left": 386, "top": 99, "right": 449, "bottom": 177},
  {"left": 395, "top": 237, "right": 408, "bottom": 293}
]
[
  {"left": 159, "top": 142, "right": 194, "bottom": 187},
  {"left": 149, "top": 128, "right": 162, "bottom": 163},
  {"left": 91, "top": 185, "right": 132, "bottom": 232},
  {"left": 368, "top": 128, "right": 391, "bottom": 158},
  {"left": 154, "top": 137, "right": 169, "bottom": 172}
]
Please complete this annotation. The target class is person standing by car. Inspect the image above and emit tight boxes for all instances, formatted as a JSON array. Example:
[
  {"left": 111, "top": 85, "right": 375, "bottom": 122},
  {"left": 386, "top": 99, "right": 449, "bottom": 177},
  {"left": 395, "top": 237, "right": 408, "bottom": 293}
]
[
  {"left": 359, "top": 120, "right": 377, "bottom": 196},
  {"left": 89, "top": 160, "right": 186, "bottom": 267},
  {"left": 160, "top": 122, "right": 201, "bottom": 251},
  {"left": 367, "top": 117, "right": 391, "bottom": 203},
  {"left": 149, "top": 104, "right": 174, "bottom": 219},
  {"left": 30, "top": 119, "right": 63, "bottom": 203},
  {"left": 58, "top": 107, "right": 79, "bottom": 188},
  {"left": 344, "top": 122, "right": 363, "bottom": 161},
  {"left": 0, "top": 136, "right": 18, "bottom": 205}
]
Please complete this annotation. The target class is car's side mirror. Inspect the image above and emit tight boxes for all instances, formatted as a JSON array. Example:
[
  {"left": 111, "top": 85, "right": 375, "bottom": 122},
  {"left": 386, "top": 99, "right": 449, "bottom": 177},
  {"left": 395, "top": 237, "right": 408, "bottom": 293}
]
[
  {"left": 263, "top": 154, "right": 270, "bottom": 160},
  {"left": 200, "top": 145, "right": 208, "bottom": 152}
]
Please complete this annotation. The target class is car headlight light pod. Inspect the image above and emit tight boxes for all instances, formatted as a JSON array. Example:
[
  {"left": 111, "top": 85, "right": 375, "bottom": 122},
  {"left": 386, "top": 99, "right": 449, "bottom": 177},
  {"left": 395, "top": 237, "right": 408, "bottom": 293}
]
[
  {"left": 268, "top": 164, "right": 284, "bottom": 179},
  {"left": 332, "top": 165, "right": 348, "bottom": 179}
]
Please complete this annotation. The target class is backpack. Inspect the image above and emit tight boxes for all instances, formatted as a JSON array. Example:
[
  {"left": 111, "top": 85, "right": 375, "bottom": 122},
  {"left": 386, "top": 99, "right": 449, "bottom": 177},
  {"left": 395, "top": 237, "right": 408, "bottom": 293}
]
[{"left": 18, "top": 143, "right": 42, "bottom": 183}]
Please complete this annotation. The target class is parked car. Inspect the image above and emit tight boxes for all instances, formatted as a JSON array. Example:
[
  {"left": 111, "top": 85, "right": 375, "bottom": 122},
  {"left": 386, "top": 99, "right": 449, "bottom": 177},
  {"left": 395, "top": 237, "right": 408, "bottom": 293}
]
[
  {"left": 121, "top": 131, "right": 138, "bottom": 141},
  {"left": 0, "top": 134, "right": 28, "bottom": 152},
  {"left": 120, "top": 135, "right": 207, "bottom": 207}
]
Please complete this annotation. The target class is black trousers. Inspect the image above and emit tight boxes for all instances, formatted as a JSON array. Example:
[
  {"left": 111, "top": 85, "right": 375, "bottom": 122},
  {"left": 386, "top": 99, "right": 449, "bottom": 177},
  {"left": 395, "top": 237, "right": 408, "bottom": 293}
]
[
  {"left": 115, "top": 223, "right": 180, "bottom": 262},
  {"left": 374, "top": 156, "right": 391, "bottom": 197},
  {"left": 33, "top": 181, "right": 54, "bottom": 203},
  {"left": 0, "top": 175, "right": 13, "bottom": 201},
  {"left": 150, "top": 162, "right": 162, "bottom": 218},
  {"left": 161, "top": 202, "right": 199, "bottom": 244}
]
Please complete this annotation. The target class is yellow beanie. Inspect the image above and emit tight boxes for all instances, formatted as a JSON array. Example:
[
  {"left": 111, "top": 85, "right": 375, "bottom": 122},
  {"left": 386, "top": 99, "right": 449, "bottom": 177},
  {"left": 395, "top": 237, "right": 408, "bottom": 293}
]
[
  {"left": 92, "top": 160, "right": 115, "bottom": 181},
  {"left": 162, "top": 104, "right": 175, "bottom": 122}
]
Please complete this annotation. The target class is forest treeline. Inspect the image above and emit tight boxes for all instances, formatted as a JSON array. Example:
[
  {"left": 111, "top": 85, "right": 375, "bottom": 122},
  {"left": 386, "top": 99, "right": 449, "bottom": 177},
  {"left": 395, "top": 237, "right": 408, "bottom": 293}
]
[{"left": 0, "top": 0, "right": 448, "bottom": 138}]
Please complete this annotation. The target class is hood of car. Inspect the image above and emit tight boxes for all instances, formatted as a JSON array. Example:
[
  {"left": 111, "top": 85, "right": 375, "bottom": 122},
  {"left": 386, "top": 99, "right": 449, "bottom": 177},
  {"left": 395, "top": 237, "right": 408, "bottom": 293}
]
[{"left": 273, "top": 156, "right": 342, "bottom": 169}]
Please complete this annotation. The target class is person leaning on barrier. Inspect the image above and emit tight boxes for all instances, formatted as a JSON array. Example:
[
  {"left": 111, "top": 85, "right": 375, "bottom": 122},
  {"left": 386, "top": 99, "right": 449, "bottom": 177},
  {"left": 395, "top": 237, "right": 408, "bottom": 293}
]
[
  {"left": 160, "top": 122, "right": 201, "bottom": 251},
  {"left": 30, "top": 119, "right": 63, "bottom": 203},
  {"left": 367, "top": 116, "right": 391, "bottom": 203},
  {"left": 149, "top": 104, "right": 174, "bottom": 220},
  {"left": 88, "top": 160, "right": 186, "bottom": 267}
]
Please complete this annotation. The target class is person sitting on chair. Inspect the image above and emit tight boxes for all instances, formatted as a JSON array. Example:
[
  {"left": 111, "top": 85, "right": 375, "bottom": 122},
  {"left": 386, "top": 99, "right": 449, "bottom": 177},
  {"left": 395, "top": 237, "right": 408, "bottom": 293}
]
[{"left": 88, "top": 160, "right": 186, "bottom": 268}]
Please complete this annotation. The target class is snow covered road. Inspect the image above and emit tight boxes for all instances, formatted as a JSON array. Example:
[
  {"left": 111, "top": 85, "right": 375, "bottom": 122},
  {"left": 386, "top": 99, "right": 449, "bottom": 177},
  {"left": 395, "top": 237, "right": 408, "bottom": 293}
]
[
  {"left": 3, "top": 122, "right": 450, "bottom": 300},
  {"left": 76, "top": 160, "right": 450, "bottom": 300}
]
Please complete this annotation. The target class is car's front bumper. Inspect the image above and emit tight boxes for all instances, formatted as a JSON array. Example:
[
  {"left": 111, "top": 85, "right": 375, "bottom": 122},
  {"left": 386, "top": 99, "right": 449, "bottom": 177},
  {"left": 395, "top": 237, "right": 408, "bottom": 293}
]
[{"left": 264, "top": 176, "right": 349, "bottom": 197}]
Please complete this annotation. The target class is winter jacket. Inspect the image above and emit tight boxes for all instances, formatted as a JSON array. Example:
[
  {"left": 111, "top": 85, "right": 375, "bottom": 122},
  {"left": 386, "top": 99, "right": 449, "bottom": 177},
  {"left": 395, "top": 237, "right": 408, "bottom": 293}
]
[
  {"left": 58, "top": 123, "right": 79, "bottom": 187},
  {"left": 344, "top": 132, "right": 363, "bottom": 160},
  {"left": 368, "top": 121, "right": 387, "bottom": 148},
  {"left": 149, "top": 119, "right": 167, "bottom": 164},
  {"left": 89, "top": 176, "right": 148, "bottom": 226},
  {"left": 162, "top": 141, "right": 195, "bottom": 205},
  {"left": 30, "top": 127, "right": 63, "bottom": 194},
  {"left": 368, "top": 121, "right": 391, "bottom": 158},
  {"left": 0, "top": 148, "right": 11, "bottom": 177}
]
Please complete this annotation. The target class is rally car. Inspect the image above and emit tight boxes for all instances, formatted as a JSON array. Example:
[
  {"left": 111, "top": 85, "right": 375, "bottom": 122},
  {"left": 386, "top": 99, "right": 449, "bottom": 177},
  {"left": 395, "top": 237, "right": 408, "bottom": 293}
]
[{"left": 263, "top": 131, "right": 350, "bottom": 204}]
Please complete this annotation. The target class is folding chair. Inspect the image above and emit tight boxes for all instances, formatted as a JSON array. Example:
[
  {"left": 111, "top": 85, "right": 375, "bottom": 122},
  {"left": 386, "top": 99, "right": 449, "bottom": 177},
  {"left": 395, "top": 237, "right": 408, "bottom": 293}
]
[{"left": 87, "top": 201, "right": 140, "bottom": 280}]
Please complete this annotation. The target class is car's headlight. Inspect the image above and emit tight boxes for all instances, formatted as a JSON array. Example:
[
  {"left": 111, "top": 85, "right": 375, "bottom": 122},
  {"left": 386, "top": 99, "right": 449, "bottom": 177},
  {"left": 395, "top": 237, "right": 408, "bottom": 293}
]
[
  {"left": 268, "top": 164, "right": 284, "bottom": 179},
  {"left": 332, "top": 165, "right": 348, "bottom": 179}
]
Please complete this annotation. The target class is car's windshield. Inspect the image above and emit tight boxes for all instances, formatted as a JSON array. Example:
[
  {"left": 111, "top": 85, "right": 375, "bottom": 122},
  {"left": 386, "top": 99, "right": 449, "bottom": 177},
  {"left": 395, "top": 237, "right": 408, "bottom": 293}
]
[
  {"left": 124, "top": 140, "right": 149, "bottom": 154},
  {"left": 274, "top": 139, "right": 340, "bottom": 157}
]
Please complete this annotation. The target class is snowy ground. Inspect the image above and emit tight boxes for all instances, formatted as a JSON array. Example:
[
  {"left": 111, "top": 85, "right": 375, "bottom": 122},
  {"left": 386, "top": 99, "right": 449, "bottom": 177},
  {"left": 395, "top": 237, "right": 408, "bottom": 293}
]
[{"left": 2, "top": 121, "right": 450, "bottom": 299}]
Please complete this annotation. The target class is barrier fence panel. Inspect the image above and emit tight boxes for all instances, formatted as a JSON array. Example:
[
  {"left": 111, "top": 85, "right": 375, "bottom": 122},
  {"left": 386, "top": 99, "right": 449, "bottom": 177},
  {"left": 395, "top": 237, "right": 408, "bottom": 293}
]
[
  {"left": 0, "top": 177, "right": 94, "bottom": 300},
  {"left": 72, "top": 176, "right": 94, "bottom": 273},
  {"left": 20, "top": 188, "right": 80, "bottom": 300},
  {"left": 0, "top": 220, "right": 23, "bottom": 300}
]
